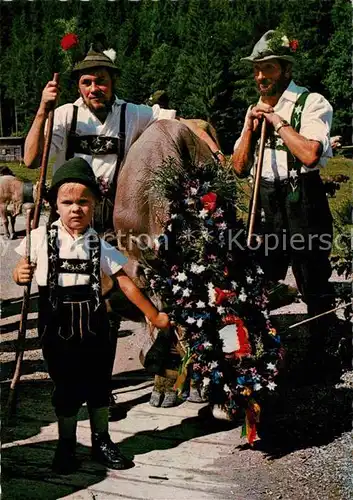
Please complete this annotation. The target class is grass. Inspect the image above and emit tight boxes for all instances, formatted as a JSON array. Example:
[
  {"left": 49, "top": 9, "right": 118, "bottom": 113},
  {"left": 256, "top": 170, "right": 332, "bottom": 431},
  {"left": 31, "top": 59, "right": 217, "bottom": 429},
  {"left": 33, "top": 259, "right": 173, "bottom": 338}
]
[{"left": 0, "top": 161, "right": 53, "bottom": 183}]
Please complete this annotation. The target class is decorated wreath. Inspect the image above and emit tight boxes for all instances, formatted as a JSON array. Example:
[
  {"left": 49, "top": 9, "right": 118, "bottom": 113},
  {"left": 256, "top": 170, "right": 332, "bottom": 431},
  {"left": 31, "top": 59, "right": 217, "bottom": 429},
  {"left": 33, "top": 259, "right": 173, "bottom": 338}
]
[{"left": 142, "top": 157, "right": 284, "bottom": 444}]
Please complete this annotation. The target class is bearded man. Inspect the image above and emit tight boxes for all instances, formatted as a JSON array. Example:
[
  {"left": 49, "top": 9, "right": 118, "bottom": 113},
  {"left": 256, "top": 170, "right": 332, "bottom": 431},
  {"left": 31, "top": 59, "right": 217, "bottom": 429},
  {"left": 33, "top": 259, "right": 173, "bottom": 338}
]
[{"left": 232, "top": 30, "right": 337, "bottom": 377}]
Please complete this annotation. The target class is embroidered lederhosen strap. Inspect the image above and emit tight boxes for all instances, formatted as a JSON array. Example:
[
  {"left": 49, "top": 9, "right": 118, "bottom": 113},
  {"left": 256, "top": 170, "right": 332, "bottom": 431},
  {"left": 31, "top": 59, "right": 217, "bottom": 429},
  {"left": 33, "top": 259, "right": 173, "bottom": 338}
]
[
  {"left": 47, "top": 226, "right": 102, "bottom": 311},
  {"left": 65, "top": 103, "right": 127, "bottom": 175},
  {"left": 286, "top": 91, "right": 310, "bottom": 202}
]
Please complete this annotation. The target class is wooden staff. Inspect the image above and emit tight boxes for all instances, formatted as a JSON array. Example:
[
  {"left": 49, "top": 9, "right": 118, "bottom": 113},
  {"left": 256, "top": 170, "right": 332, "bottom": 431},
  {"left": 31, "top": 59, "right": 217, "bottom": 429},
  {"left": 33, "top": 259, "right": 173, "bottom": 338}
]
[
  {"left": 6, "top": 72, "right": 59, "bottom": 420},
  {"left": 6, "top": 206, "right": 34, "bottom": 419},
  {"left": 33, "top": 72, "right": 60, "bottom": 228},
  {"left": 247, "top": 118, "right": 267, "bottom": 247}
]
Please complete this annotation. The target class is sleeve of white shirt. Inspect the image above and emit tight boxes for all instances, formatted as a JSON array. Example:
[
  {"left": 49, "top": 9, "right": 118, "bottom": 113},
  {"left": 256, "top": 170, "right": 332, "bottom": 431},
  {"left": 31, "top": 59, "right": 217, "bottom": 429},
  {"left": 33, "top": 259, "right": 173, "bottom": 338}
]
[
  {"left": 233, "top": 105, "right": 253, "bottom": 152},
  {"left": 300, "top": 93, "right": 333, "bottom": 158},
  {"left": 152, "top": 104, "right": 177, "bottom": 120},
  {"left": 15, "top": 226, "right": 44, "bottom": 263},
  {"left": 46, "top": 104, "right": 72, "bottom": 161},
  {"left": 100, "top": 240, "right": 129, "bottom": 276}
]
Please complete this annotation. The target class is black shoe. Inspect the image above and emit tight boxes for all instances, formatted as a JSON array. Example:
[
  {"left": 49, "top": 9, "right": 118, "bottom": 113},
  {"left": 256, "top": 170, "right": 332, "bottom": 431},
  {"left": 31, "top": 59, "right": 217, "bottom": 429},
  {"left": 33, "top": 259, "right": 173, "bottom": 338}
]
[
  {"left": 91, "top": 432, "right": 134, "bottom": 470},
  {"left": 52, "top": 438, "right": 79, "bottom": 474}
]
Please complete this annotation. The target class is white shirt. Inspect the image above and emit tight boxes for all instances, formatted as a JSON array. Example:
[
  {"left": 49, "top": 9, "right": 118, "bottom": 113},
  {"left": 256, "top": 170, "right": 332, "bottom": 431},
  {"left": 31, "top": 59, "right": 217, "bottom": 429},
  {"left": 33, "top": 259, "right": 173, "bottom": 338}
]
[
  {"left": 15, "top": 219, "right": 128, "bottom": 286},
  {"left": 49, "top": 97, "right": 176, "bottom": 183},
  {"left": 234, "top": 80, "right": 333, "bottom": 180}
]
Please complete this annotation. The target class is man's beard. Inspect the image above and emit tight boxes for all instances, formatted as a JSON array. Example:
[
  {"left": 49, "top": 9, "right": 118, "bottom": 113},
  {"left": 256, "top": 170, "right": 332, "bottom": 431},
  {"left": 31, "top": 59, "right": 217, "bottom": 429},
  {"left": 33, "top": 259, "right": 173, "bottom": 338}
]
[
  {"left": 257, "top": 75, "right": 289, "bottom": 97},
  {"left": 82, "top": 93, "right": 114, "bottom": 114}
]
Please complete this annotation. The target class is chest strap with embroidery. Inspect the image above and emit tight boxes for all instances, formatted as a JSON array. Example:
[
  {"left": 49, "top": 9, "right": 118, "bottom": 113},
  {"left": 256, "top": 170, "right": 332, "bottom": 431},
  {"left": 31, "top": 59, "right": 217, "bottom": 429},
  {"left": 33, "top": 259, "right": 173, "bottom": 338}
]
[{"left": 47, "top": 225, "right": 102, "bottom": 311}]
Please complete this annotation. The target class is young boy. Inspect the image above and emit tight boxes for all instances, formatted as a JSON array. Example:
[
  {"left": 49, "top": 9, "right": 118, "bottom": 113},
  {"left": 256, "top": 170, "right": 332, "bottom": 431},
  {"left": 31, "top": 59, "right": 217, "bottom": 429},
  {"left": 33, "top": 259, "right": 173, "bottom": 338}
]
[{"left": 13, "top": 157, "right": 170, "bottom": 474}]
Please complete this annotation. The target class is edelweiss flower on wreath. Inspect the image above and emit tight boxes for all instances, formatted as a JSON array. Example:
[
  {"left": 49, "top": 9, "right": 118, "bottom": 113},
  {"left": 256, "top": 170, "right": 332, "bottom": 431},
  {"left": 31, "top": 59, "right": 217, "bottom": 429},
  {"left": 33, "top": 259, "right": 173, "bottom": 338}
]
[
  {"left": 268, "top": 28, "right": 299, "bottom": 55},
  {"left": 142, "top": 158, "right": 284, "bottom": 445}
]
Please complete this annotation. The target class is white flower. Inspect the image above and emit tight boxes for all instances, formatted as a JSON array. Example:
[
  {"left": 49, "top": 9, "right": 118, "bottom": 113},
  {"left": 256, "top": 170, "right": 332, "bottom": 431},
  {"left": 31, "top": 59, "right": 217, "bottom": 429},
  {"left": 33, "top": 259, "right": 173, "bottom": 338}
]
[
  {"left": 201, "top": 230, "right": 210, "bottom": 241},
  {"left": 214, "top": 208, "right": 224, "bottom": 217},
  {"left": 203, "top": 377, "right": 210, "bottom": 387},
  {"left": 231, "top": 281, "right": 237, "bottom": 290},
  {"left": 267, "top": 362, "right": 276, "bottom": 371},
  {"left": 191, "top": 263, "right": 205, "bottom": 274},
  {"left": 203, "top": 341, "right": 212, "bottom": 349},
  {"left": 281, "top": 35, "right": 290, "bottom": 47},
  {"left": 218, "top": 222, "right": 227, "bottom": 230},
  {"left": 239, "top": 289, "right": 247, "bottom": 302},
  {"left": 182, "top": 288, "right": 191, "bottom": 297},
  {"left": 289, "top": 169, "right": 298, "bottom": 179},
  {"left": 217, "top": 306, "right": 225, "bottom": 314},
  {"left": 196, "top": 300, "right": 206, "bottom": 308},
  {"left": 171, "top": 213, "right": 177, "bottom": 219},
  {"left": 256, "top": 267, "right": 264, "bottom": 275},
  {"left": 190, "top": 187, "right": 198, "bottom": 195},
  {"left": 209, "top": 361, "right": 218, "bottom": 370},
  {"left": 207, "top": 282, "right": 216, "bottom": 306},
  {"left": 49, "top": 229, "right": 57, "bottom": 238},
  {"left": 246, "top": 276, "right": 254, "bottom": 284},
  {"left": 253, "top": 383, "right": 262, "bottom": 391},
  {"left": 172, "top": 284, "right": 181, "bottom": 294},
  {"left": 199, "top": 208, "right": 209, "bottom": 219},
  {"left": 223, "top": 384, "right": 230, "bottom": 393},
  {"left": 167, "top": 224, "right": 172, "bottom": 231},
  {"left": 186, "top": 316, "right": 196, "bottom": 324},
  {"left": 196, "top": 318, "right": 204, "bottom": 327},
  {"left": 267, "top": 381, "right": 277, "bottom": 391},
  {"left": 103, "top": 48, "right": 117, "bottom": 62},
  {"left": 176, "top": 272, "right": 187, "bottom": 282}
]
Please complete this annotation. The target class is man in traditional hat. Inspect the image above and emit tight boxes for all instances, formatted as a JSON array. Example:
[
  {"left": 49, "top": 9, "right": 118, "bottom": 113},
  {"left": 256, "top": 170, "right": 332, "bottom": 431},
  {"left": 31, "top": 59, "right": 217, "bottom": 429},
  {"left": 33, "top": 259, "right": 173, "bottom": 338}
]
[
  {"left": 232, "top": 30, "right": 337, "bottom": 376},
  {"left": 24, "top": 45, "right": 177, "bottom": 234}
]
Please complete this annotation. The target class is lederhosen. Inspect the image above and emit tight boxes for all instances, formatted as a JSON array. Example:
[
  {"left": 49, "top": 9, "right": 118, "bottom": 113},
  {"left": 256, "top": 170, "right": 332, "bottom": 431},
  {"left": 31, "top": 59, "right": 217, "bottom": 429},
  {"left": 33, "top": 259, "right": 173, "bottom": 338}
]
[
  {"left": 66, "top": 103, "right": 127, "bottom": 237},
  {"left": 253, "top": 92, "right": 334, "bottom": 317},
  {"left": 39, "top": 226, "right": 112, "bottom": 417}
]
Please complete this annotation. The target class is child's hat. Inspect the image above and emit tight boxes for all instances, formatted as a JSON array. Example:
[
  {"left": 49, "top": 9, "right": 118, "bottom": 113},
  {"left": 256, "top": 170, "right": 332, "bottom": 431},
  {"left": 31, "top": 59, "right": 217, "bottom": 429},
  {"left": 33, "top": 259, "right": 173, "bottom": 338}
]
[{"left": 46, "top": 157, "right": 101, "bottom": 202}]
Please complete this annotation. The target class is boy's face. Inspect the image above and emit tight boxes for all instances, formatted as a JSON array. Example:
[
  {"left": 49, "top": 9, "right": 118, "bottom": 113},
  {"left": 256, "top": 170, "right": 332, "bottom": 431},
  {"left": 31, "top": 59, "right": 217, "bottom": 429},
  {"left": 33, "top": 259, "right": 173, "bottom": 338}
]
[{"left": 56, "top": 183, "right": 95, "bottom": 235}]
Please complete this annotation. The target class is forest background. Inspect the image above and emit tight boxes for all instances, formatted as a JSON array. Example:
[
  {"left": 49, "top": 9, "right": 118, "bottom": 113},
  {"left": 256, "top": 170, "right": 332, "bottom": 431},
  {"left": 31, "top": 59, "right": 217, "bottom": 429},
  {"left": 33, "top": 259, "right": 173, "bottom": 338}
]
[{"left": 0, "top": 0, "right": 352, "bottom": 154}]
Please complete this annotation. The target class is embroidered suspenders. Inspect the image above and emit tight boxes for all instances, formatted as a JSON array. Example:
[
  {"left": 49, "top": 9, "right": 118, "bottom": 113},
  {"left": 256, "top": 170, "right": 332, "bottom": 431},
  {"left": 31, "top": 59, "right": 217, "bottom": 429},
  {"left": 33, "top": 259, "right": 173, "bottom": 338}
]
[
  {"left": 65, "top": 102, "right": 127, "bottom": 180},
  {"left": 47, "top": 226, "right": 102, "bottom": 311},
  {"left": 286, "top": 91, "right": 310, "bottom": 202}
]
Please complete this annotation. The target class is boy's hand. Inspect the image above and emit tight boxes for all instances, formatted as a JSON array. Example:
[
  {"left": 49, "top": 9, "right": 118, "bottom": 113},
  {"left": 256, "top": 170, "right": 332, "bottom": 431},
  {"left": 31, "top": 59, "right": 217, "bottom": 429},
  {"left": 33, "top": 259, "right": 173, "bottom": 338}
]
[
  {"left": 152, "top": 312, "right": 171, "bottom": 330},
  {"left": 16, "top": 263, "right": 35, "bottom": 284}
]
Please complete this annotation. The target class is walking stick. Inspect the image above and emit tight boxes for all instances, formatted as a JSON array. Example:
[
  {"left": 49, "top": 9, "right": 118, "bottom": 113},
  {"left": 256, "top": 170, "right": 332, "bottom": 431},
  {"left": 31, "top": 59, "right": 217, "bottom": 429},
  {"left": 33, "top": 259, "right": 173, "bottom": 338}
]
[
  {"left": 6, "top": 206, "right": 34, "bottom": 419},
  {"left": 247, "top": 118, "right": 267, "bottom": 247},
  {"left": 6, "top": 73, "right": 59, "bottom": 421},
  {"left": 33, "top": 73, "right": 60, "bottom": 228}
]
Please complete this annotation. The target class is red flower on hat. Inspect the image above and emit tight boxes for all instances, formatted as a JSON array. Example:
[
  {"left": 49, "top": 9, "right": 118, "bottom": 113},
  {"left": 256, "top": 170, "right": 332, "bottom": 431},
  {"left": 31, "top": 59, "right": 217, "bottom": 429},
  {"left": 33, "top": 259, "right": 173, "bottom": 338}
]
[
  {"left": 61, "top": 33, "right": 79, "bottom": 51},
  {"left": 289, "top": 39, "right": 299, "bottom": 52},
  {"left": 201, "top": 192, "right": 217, "bottom": 212}
]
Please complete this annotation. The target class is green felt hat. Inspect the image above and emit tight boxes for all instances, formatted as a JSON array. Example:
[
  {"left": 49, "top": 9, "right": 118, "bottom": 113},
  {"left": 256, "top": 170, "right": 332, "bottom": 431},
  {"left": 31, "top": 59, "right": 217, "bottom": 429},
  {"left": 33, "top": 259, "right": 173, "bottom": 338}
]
[
  {"left": 47, "top": 157, "right": 101, "bottom": 202},
  {"left": 71, "top": 45, "right": 118, "bottom": 75},
  {"left": 242, "top": 30, "right": 296, "bottom": 64}
]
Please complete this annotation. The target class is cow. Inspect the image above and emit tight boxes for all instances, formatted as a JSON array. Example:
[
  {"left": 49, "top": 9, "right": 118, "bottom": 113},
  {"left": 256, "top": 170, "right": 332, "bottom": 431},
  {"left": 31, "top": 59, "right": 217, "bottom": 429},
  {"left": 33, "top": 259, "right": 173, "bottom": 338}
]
[
  {"left": 0, "top": 175, "right": 36, "bottom": 239},
  {"left": 109, "top": 119, "right": 216, "bottom": 407}
]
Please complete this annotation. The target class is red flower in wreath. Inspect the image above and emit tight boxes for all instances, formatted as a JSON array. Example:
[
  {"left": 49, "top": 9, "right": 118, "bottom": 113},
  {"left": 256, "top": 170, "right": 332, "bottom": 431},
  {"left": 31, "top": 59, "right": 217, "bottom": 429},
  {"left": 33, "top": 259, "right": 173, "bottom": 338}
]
[
  {"left": 215, "top": 287, "right": 236, "bottom": 305},
  {"left": 61, "top": 33, "right": 79, "bottom": 51},
  {"left": 289, "top": 39, "right": 299, "bottom": 52},
  {"left": 201, "top": 192, "right": 217, "bottom": 212}
]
